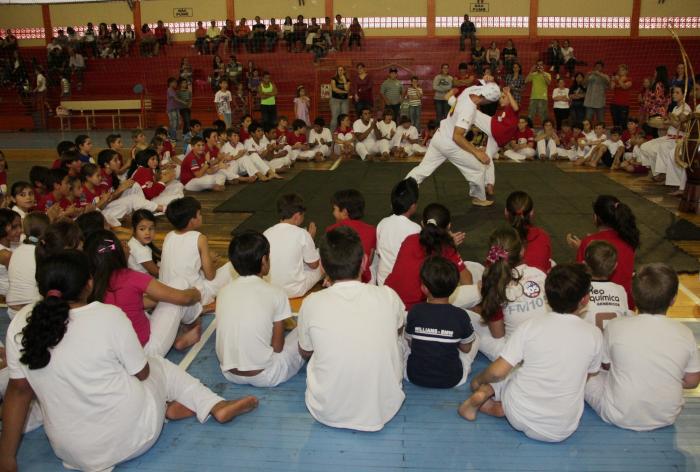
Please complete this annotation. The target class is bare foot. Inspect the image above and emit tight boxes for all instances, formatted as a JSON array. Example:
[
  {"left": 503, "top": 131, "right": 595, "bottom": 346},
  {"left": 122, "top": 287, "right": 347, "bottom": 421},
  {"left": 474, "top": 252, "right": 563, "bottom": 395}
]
[
  {"left": 212, "top": 184, "right": 225, "bottom": 192},
  {"left": 586, "top": 161, "right": 598, "bottom": 168},
  {"left": 239, "top": 175, "right": 257, "bottom": 183},
  {"left": 458, "top": 388, "right": 490, "bottom": 421},
  {"left": 314, "top": 153, "right": 325, "bottom": 162},
  {"left": 271, "top": 173, "right": 285, "bottom": 180},
  {"left": 485, "top": 184, "right": 494, "bottom": 196},
  {"left": 166, "top": 401, "right": 196, "bottom": 420},
  {"left": 669, "top": 189, "right": 684, "bottom": 197},
  {"left": 201, "top": 301, "right": 217, "bottom": 314},
  {"left": 174, "top": 319, "right": 202, "bottom": 350},
  {"left": 211, "top": 396, "right": 259, "bottom": 423}
]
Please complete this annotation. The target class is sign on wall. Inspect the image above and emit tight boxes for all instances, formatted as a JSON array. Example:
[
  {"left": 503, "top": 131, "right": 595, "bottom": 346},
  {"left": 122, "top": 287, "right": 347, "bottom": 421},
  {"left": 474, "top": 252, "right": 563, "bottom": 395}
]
[
  {"left": 173, "top": 7, "right": 193, "bottom": 18},
  {"left": 470, "top": 0, "right": 489, "bottom": 13}
]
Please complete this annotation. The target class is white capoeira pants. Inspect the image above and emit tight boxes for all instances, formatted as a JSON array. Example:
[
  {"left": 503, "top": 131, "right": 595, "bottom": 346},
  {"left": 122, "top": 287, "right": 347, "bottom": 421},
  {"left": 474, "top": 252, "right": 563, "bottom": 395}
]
[
  {"left": 233, "top": 153, "right": 271, "bottom": 177},
  {"left": 537, "top": 139, "right": 559, "bottom": 159},
  {"left": 223, "top": 329, "right": 305, "bottom": 387},
  {"left": 267, "top": 156, "right": 292, "bottom": 171},
  {"left": 0, "top": 342, "right": 43, "bottom": 432},
  {"left": 356, "top": 140, "right": 380, "bottom": 160},
  {"left": 143, "top": 277, "right": 203, "bottom": 358},
  {"left": 639, "top": 136, "right": 675, "bottom": 173},
  {"left": 405, "top": 129, "right": 488, "bottom": 201},
  {"left": 473, "top": 111, "right": 500, "bottom": 187},
  {"left": 504, "top": 148, "right": 536, "bottom": 162},
  {"left": 151, "top": 181, "right": 184, "bottom": 208},
  {"left": 310, "top": 145, "right": 331, "bottom": 158},
  {"left": 654, "top": 139, "right": 686, "bottom": 190},
  {"left": 467, "top": 310, "right": 505, "bottom": 361},
  {"left": 395, "top": 143, "right": 427, "bottom": 156},
  {"left": 184, "top": 172, "right": 226, "bottom": 192},
  {"left": 102, "top": 188, "right": 158, "bottom": 227}
]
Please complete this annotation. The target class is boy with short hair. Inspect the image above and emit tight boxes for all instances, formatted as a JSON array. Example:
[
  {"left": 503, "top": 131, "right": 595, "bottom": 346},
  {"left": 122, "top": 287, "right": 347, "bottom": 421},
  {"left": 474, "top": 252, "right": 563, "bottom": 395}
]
[
  {"left": 503, "top": 117, "right": 535, "bottom": 161},
  {"left": 180, "top": 136, "right": 226, "bottom": 192},
  {"left": 535, "top": 119, "right": 560, "bottom": 160},
  {"left": 405, "top": 256, "right": 476, "bottom": 388},
  {"left": 36, "top": 168, "right": 73, "bottom": 213},
  {"left": 583, "top": 240, "right": 629, "bottom": 330},
  {"left": 308, "top": 117, "right": 332, "bottom": 161},
  {"left": 585, "top": 127, "right": 624, "bottom": 168},
  {"left": 585, "top": 263, "right": 700, "bottom": 431},
  {"left": 376, "top": 109, "right": 397, "bottom": 160},
  {"left": 263, "top": 193, "right": 322, "bottom": 298},
  {"left": 392, "top": 115, "right": 424, "bottom": 158},
  {"left": 183, "top": 119, "right": 203, "bottom": 152},
  {"left": 325, "top": 189, "right": 376, "bottom": 283},
  {"left": 53, "top": 141, "right": 77, "bottom": 169},
  {"left": 220, "top": 128, "right": 276, "bottom": 182},
  {"left": 376, "top": 178, "right": 421, "bottom": 285},
  {"left": 575, "top": 122, "right": 607, "bottom": 166},
  {"left": 459, "top": 263, "right": 603, "bottom": 443},
  {"left": 287, "top": 119, "right": 315, "bottom": 161},
  {"left": 258, "top": 125, "right": 292, "bottom": 171},
  {"left": 216, "top": 230, "right": 304, "bottom": 387},
  {"left": 298, "top": 226, "right": 406, "bottom": 431},
  {"left": 160, "top": 196, "right": 232, "bottom": 306}
]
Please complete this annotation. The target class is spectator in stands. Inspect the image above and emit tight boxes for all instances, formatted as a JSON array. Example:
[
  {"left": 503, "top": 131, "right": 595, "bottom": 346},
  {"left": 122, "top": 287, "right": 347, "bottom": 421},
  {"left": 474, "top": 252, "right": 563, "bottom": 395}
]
[
  {"left": 154, "top": 21, "right": 172, "bottom": 53},
  {"left": 552, "top": 78, "right": 570, "bottom": 131},
  {"left": 453, "top": 62, "right": 475, "bottom": 94},
  {"left": 501, "top": 39, "right": 517, "bottom": 74},
  {"left": 82, "top": 23, "right": 97, "bottom": 57},
  {"left": 486, "top": 41, "right": 500, "bottom": 74},
  {"left": 381, "top": 67, "right": 403, "bottom": 120},
  {"left": 505, "top": 62, "right": 524, "bottom": 104},
  {"left": 459, "top": 14, "right": 476, "bottom": 51},
  {"left": 330, "top": 66, "right": 351, "bottom": 133},
  {"left": 213, "top": 54, "right": 225, "bottom": 76},
  {"left": 266, "top": 18, "right": 281, "bottom": 52},
  {"left": 97, "top": 23, "right": 110, "bottom": 56},
  {"left": 259, "top": 72, "right": 278, "bottom": 128},
  {"left": 560, "top": 40, "right": 576, "bottom": 77},
  {"left": 293, "top": 15, "right": 308, "bottom": 53},
  {"left": 207, "top": 20, "right": 223, "bottom": 54},
  {"left": 405, "top": 76, "right": 423, "bottom": 130},
  {"left": 282, "top": 17, "right": 294, "bottom": 51},
  {"left": 108, "top": 24, "right": 123, "bottom": 57},
  {"left": 648, "top": 65, "right": 671, "bottom": 119},
  {"left": 194, "top": 21, "right": 208, "bottom": 54},
  {"left": 525, "top": 60, "right": 551, "bottom": 126},
  {"left": 234, "top": 19, "right": 251, "bottom": 54},
  {"left": 321, "top": 17, "right": 333, "bottom": 49},
  {"left": 166, "top": 78, "right": 180, "bottom": 140},
  {"left": 140, "top": 24, "right": 157, "bottom": 57},
  {"left": 471, "top": 39, "right": 486, "bottom": 76},
  {"left": 177, "top": 78, "right": 192, "bottom": 135},
  {"left": 122, "top": 25, "right": 135, "bottom": 55},
  {"left": 66, "top": 27, "right": 81, "bottom": 53},
  {"left": 348, "top": 18, "right": 364, "bottom": 50},
  {"left": 220, "top": 20, "right": 235, "bottom": 53},
  {"left": 432, "top": 64, "right": 453, "bottom": 123},
  {"left": 55, "top": 29, "right": 70, "bottom": 49},
  {"left": 670, "top": 63, "right": 686, "bottom": 89},
  {"left": 251, "top": 16, "right": 266, "bottom": 53},
  {"left": 68, "top": 48, "right": 85, "bottom": 88},
  {"left": 569, "top": 72, "right": 586, "bottom": 124},
  {"left": 546, "top": 39, "right": 563, "bottom": 78},
  {"left": 333, "top": 14, "right": 347, "bottom": 51},
  {"left": 584, "top": 61, "right": 610, "bottom": 124},
  {"left": 225, "top": 56, "right": 242, "bottom": 83},
  {"left": 610, "top": 64, "right": 633, "bottom": 128},
  {"left": 352, "top": 63, "right": 374, "bottom": 116}
]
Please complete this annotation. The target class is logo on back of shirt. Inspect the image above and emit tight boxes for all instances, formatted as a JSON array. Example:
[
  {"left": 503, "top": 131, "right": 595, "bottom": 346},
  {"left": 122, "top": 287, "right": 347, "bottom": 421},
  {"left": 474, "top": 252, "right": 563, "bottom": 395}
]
[
  {"left": 415, "top": 326, "right": 455, "bottom": 338},
  {"left": 522, "top": 280, "right": 541, "bottom": 298}
]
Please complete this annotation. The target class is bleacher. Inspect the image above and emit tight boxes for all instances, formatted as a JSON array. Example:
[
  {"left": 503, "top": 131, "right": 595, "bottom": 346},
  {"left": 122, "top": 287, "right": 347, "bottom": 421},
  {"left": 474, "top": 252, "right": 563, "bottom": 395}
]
[{"left": 2, "top": 36, "right": 699, "bottom": 132}]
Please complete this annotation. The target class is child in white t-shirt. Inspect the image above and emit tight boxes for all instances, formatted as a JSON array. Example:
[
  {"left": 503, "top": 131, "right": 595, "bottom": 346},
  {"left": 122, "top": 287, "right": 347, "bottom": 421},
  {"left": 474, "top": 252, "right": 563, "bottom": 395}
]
[
  {"left": 375, "top": 109, "right": 397, "bottom": 160},
  {"left": 298, "top": 226, "right": 406, "bottom": 431},
  {"left": 263, "top": 193, "right": 322, "bottom": 298},
  {"left": 585, "top": 263, "right": 700, "bottom": 431},
  {"left": 246, "top": 124, "right": 292, "bottom": 172},
  {"left": 160, "top": 196, "right": 234, "bottom": 307},
  {"left": 220, "top": 128, "right": 275, "bottom": 181},
  {"left": 391, "top": 115, "right": 425, "bottom": 157},
  {"left": 460, "top": 263, "right": 603, "bottom": 443},
  {"left": 575, "top": 121, "right": 607, "bottom": 166},
  {"left": 551, "top": 78, "right": 570, "bottom": 130},
  {"left": 376, "top": 178, "right": 421, "bottom": 285},
  {"left": 469, "top": 227, "right": 548, "bottom": 361},
  {"left": 216, "top": 230, "right": 304, "bottom": 387},
  {"left": 6, "top": 213, "right": 48, "bottom": 319},
  {"left": 582, "top": 240, "right": 629, "bottom": 330},
  {"left": 0, "top": 208, "right": 21, "bottom": 297},
  {"left": 535, "top": 119, "right": 560, "bottom": 160},
  {"left": 308, "top": 116, "right": 333, "bottom": 160},
  {"left": 128, "top": 210, "right": 160, "bottom": 276},
  {"left": 214, "top": 79, "right": 233, "bottom": 128},
  {"left": 583, "top": 127, "right": 624, "bottom": 168}
]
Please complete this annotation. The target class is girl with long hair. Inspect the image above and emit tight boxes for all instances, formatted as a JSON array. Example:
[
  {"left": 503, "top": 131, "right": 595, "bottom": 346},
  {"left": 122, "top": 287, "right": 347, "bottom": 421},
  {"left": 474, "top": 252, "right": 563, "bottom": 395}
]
[{"left": 505, "top": 191, "right": 551, "bottom": 273}]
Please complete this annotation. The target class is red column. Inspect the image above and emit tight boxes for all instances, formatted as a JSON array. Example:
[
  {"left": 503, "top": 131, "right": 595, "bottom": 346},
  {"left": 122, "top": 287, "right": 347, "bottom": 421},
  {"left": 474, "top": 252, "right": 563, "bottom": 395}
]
[
  {"left": 133, "top": 0, "right": 142, "bottom": 41},
  {"left": 529, "top": 0, "right": 538, "bottom": 39},
  {"left": 227, "top": 0, "right": 235, "bottom": 22},
  {"left": 41, "top": 4, "right": 52, "bottom": 45},
  {"left": 631, "top": 0, "right": 641, "bottom": 38},
  {"left": 427, "top": 0, "right": 435, "bottom": 37}
]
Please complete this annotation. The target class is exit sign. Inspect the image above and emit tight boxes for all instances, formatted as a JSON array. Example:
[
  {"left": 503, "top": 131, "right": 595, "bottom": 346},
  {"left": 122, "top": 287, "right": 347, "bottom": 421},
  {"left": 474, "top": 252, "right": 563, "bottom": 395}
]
[
  {"left": 470, "top": 2, "right": 489, "bottom": 13},
  {"left": 173, "top": 8, "right": 193, "bottom": 18}
]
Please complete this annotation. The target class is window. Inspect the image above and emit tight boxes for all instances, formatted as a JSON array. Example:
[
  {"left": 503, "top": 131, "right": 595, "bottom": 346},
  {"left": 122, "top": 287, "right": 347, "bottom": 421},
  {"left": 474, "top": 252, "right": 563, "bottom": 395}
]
[
  {"left": 435, "top": 16, "right": 528, "bottom": 29},
  {"left": 536, "top": 17, "right": 631, "bottom": 29},
  {"left": 639, "top": 17, "right": 700, "bottom": 29}
]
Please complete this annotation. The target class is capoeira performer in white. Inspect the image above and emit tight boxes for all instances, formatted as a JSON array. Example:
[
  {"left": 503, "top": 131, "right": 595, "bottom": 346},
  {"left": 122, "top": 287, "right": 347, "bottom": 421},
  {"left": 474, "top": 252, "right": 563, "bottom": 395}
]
[{"left": 405, "top": 81, "right": 501, "bottom": 207}]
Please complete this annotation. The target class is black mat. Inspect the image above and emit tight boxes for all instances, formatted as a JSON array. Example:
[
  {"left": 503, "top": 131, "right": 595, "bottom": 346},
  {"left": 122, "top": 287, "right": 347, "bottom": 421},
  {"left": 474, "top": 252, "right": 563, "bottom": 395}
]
[{"left": 214, "top": 161, "right": 700, "bottom": 273}]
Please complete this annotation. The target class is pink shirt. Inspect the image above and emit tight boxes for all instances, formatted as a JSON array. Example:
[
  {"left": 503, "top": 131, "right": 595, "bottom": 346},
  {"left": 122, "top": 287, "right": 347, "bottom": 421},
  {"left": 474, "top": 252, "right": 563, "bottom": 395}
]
[{"left": 104, "top": 269, "right": 153, "bottom": 345}]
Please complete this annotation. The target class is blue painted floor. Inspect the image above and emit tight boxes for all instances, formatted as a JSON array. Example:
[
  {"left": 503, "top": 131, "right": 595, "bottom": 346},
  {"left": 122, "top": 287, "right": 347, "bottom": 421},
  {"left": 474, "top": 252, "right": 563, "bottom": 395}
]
[{"left": 2, "top": 311, "right": 699, "bottom": 471}]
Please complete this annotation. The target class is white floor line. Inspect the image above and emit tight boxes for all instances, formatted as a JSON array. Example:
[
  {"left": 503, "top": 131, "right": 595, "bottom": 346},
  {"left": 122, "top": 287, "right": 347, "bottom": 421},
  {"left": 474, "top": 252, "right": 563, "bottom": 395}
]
[
  {"left": 679, "top": 281, "right": 700, "bottom": 306},
  {"left": 330, "top": 157, "right": 342, "bottom": 171},
  {"left": 178, "top": 318, "right": 217, "bottom": 371},
  {"left": 676, "top": 317, "right": 700, "bottom": 323}
]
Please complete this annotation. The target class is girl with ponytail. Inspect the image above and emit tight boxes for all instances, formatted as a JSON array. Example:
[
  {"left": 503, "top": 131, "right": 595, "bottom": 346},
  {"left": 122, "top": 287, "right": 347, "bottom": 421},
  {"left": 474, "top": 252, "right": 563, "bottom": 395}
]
[
  {"left": 568, "top": 194, "right": 638, "bottom": 308},
  {"left": 1, "top": 250, "right": 257, "bottom": 472},
  {"left": 505, "top": 190, "right": 552, "bottom": 272},
  {"left": 386, "top": 203, "right": 472, "bottom": 310},
  {"left": 471, "top": 226, "right": 548, "bottom": 361}
]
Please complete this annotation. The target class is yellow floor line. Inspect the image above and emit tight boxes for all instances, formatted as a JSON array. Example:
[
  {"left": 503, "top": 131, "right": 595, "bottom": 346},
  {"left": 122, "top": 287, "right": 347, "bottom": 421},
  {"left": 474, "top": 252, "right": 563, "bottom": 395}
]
[
  {"left": 330, "top": 157, "right": 343, "bottom": 171},
  {"left": 679, "top": 281, "right": 700, "bottom": 306},
  {"left": 178, "top": 319, "right": 217, "bottom": 371}
]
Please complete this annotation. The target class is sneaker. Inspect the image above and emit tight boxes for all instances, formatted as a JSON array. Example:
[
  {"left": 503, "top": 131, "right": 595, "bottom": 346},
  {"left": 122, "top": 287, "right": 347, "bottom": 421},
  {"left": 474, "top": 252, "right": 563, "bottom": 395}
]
[{"left": 471, "top": 198, "right": 494, "bottom": 207}]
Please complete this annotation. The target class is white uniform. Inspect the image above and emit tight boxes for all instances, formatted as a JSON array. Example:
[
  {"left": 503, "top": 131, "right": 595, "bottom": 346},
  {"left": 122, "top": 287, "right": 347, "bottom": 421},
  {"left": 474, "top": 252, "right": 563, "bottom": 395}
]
[
  {"left": 334, "top": 130, "right": 355, "bottom": 156},
  {"left": 5, "top": 302, "right": 224, "bottom": 472},
  {"left": 391, "top": 125, "right": 425, "bottom": 156},
  {"left": 536, "top": 136, "right": 559, "bottom": 159},
  {"left": 493, "top": 312, "right": 603, "bottom": 442},
  {"left": 263, "top": 222, "right": 322, "bottom": 298},
  {"left": 375, "top": 214, "right": 421, "bottom": 285},
  {"left": 309, "top": 127, "right": 333, "bottom": 158},
  {"left": 583, "top": 280, "right": 629, "bottom": 328},
  {"left": 406, "top": 92, "right": 488, "bottom": 200},
  {"left": 159, "top": 230, "right": 232, "bottom": 305},
  {"left": 639, "top": 103, "right": 691, "bottom": 183},
  {"left": 603, "top": 138, "right": 624, "bottom": 156},
  {"left": 127, "top": 237, "right": 153, "bottom": 274},
  {"left": 469, "top": 264, "right": 548, "bottom": 361},
  {"left": 585, "top": 314, "right": 700, "bottom": 431},
  {"left": 298, "top": 281, "right": 406, "bottom": 431},
  {"left": 221, "top": 141, "right": 271, "bottom": 177},
  {"left": 101, "top": 187, "right": 160, "bottom": 227},
  {"left": 0, "top": 242, "right": 13, "bottom": 297},
  {"left": 0, "top": 339, "right": 43, "bottom": 432},
  {"left": 247, "top": 137, "right": 291, "bottom": 171},
  {"left": 353, "top": 119, "right": 380, "bottom": 160},
  {"left": 216, "top": 275, "right": 304, "bottom": 387},
  {"left": 376, "top": 120, "right": 397, "bottom": 155},
  {"left": 6, "top": 243, "right": 40, "bottom": 313}
]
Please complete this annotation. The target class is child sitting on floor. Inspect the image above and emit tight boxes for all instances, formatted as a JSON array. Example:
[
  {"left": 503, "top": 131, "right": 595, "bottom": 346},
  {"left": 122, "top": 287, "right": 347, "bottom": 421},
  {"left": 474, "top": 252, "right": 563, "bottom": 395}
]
[
  {"left": 575, "top": 121, "right": 607, "bottom": 166},
  {"left": 216, "top": 229, "right": 304, "bottom": 387},
  {"left": 180, "top": 136, "right": 226, "bottom": 192},
  {"left": 376, "top": 109, "right": 397, "bottom": 161},
  {"left": 263, "top": 193, "right": 322, "bottom": 298},
  {"left": 9, "top": 181, "right": 36, "bottom": 221},
  {"left": 584, "top": 263, "right": 700, "bottom": 432},
  {"left": 246, "top": 123, "right": 291, "bottom": 173},
  {"left": 333, "top": 114, "right": 355, "bottom": 158},
  {"left": 583, "top": 240, "right": 629, "bottom": 330},
  {"left": 584, "top": 127, "right": 624, "bottom": 168},
  {"left": 131, "top": 148, "right": 184, "bottom": 207},
  {"left": 220, "top": 128, "right": 277, "bottom": 181},
  {"left": 308, "top": 117, "right": 333, "bottom": 161},
  {"left": 535, "top": 119, "right": 560, "bottom": 160},
  {"left": 0, "top": 209, "right": 21, "bottom": 297},
  {"left": 325, "top": 189, "right": 376, "bottom": 283},
  {"left": 391, "top": 115, "right": 424, "bottom": 158},
  {"left": 160, "top": 196, "right": 233, "bottom": 307},
  {"left": 128, "top": 209, "right": 160, "bottom": 276},
  {"left": 505, "top": 191, "right": 551, "bottom": 273},
  {"left": 405, "top": 255, "right": 477, "bottom": 389},
  {"left": 287, "top": 119, "right": 316, "bottom": 161}
]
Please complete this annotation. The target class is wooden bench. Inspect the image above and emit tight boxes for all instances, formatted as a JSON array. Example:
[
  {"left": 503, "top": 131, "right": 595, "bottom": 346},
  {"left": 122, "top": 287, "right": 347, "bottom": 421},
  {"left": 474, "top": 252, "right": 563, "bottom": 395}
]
[{"left": 57, "top": 99, "right": 151, "bottom": 130}]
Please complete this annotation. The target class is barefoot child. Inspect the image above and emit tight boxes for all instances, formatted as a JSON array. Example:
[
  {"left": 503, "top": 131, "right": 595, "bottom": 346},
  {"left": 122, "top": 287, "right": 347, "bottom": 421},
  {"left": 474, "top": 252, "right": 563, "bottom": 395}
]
[
  {"left": 0, "top": 250, "right": 257, "bottom": 472},
  {"left": 535, "top": 119, "right": 560, "bottom": 160},
  {"left": 216, "top": 230, "right": 304, "bottom": 387},
  {"left": 459, "top": 263, "right": 602, "bottom": 443},
  {"left": 128, "top": 209, "right": 160, "bottom": 276},
  {"left": 308, "top": 117, "right": 332, "bottom": 161},
  {"left": 333, "top": 114, "right": 355, "bottom": 158},
  {"left": 391, "top": 115, "right": 424, "bottom": 158},
  {"left": 220, "top": 128, "right": 274, "bottom": 181},
  {"left": 405, "top": 255, "right": 477, "bottom": 388},
  {"left": 131, "top": 148, "right": 184, "bottom": 207},
  {"left": 180, "top": 136, "right": 226, "bottom": 192},
  {"left": 582, "top": 241, "right": 629, "bottom": 330}
]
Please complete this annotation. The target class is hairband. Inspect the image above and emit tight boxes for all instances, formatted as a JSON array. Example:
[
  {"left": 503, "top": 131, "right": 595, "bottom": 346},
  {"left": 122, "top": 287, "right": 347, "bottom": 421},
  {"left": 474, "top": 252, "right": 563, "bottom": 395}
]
[
  {"left": 46, "top": 289, "right": 62, "bottom": 299},
  {"left": 98, "top": 239, "right": 117, "bottom": 254},
  {"left": 426, "top": 218, "right": 438, "bottom": 226},
  {"left": 27, "top": 235, "right": 39, "bottom": 243},
  {"left": 486, "top": 245, "right": 509, "bottom": 265}
]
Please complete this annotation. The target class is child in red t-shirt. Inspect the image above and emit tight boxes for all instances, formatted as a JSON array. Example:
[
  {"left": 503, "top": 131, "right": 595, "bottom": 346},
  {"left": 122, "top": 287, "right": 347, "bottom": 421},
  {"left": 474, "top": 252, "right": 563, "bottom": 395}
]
[
  {"left": 180, "top": 136, "right": 226, "bottom": 192},
  {"left": 288, "top": 119, "right": 315, "bottom": 161},
  {"left": 505, "top": 190, "right": 551, "bottom": 273},
  {"left": 131, "top": 148, "right": 183, "bottom": 208},
  {"left": 503, "top": 116, "right": 535, "bottom": 161},
  {"left": 325, "top": 189, "right": 376, "bottom": 283}
]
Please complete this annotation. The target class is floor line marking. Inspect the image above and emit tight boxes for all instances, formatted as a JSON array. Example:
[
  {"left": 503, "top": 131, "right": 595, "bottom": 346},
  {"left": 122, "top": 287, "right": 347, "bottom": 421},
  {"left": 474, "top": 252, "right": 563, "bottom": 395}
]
[
  {"left": 676, "top": 317, "right": 700, "bottom": 323},
  {"left": 679, "top": 281, "right": 700, "bottom": 307},
  {"left": 178, "top": 318, "right": 217, "bottom": 371},
  {"left": 330, "top": 157, "right": 342, "bottom": 171}
]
